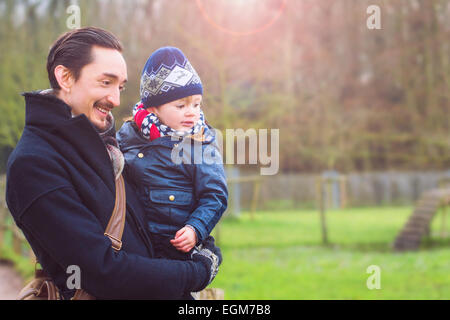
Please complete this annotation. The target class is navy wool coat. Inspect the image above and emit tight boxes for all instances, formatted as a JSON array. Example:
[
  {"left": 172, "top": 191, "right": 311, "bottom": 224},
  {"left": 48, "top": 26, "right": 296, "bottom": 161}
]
[{"left": 6, "top": 92, "right": 210, "bottom": 299}]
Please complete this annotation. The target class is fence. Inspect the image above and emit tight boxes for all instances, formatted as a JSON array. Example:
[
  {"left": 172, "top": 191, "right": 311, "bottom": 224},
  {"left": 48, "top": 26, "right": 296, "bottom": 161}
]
[
  {"left": 3, "top": 170, "right": 450, "bottom": 254},
  {"left": 235, "top": 169, "right": 450, "bottom": 210}
]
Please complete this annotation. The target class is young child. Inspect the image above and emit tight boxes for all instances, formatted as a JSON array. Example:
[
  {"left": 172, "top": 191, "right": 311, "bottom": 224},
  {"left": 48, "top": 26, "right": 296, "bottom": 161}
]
[{"left": 117, "top": 47, "right": 228, "bottom": 261}]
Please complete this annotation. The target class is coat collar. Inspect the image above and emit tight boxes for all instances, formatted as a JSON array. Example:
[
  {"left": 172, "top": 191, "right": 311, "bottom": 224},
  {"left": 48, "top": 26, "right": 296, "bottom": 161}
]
[
  {"left": 23, "top": 90, "right": 73, "bottom": 128},
  {"left": 22, "top": 90, "right": 116, "bottom": 192},
  {"left": 116, "top": 121, "right": 177, "bottom": 152}
]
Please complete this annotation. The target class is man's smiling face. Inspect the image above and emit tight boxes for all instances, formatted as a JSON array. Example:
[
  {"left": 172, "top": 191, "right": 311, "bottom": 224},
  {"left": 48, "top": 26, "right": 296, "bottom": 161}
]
[{"left": 66, "top": 46, "right": 127, "bottom": 130}]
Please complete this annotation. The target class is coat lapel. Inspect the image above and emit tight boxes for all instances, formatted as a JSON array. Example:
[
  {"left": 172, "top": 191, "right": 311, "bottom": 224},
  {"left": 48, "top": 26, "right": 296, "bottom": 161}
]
[{"left": 52, "top": 115, "right": 116, "bottom": 194}]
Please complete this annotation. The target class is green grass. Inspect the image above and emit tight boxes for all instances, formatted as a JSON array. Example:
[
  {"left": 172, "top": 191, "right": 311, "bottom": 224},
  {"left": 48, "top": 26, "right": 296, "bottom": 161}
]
[
  {"left": 210, "top": 207, "right": 450, "bottom": 299},
  {"left": 3, "top": 206, "right": 449, "bottom": 299},
  {"left": 215, "top": 207, "right": 413, "bottom": 250}
]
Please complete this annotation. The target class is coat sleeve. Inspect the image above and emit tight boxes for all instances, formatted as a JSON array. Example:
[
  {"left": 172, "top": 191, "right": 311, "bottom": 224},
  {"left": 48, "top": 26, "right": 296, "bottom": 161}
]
[
  {"left": 6, "top": 155, "right": 209, "bottom": 299},
  {"left": 185, "top": 143, "right": 228, "bottom": 242}
]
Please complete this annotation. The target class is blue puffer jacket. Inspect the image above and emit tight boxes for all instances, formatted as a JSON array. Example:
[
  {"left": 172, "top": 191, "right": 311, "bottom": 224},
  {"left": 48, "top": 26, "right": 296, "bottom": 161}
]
[{"left": 116, "top": 121, "right": 228, "bottom": 243}]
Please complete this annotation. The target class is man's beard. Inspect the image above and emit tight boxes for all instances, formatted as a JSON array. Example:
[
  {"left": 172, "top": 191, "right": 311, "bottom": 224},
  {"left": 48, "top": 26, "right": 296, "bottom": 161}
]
[{"left": 94, "top": 100, "right": 114, "bottom": 132}]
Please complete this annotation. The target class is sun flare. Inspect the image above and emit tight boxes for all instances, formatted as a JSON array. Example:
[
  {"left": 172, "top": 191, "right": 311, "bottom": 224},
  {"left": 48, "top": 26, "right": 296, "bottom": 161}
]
[{"left": 195, "top": 0, "right": 287, "bottom": 36}]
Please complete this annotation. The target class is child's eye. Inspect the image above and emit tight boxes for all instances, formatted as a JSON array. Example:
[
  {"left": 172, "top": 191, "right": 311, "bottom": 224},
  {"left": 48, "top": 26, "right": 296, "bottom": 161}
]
[{"left": 176, "top": 105, "right": 184, "bottom": 109}]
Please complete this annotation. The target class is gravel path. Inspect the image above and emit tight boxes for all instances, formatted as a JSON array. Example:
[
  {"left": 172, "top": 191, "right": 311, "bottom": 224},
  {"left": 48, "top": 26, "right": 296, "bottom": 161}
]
[{"left": 0, "top": 261, "right": 23, "bottom": 300}]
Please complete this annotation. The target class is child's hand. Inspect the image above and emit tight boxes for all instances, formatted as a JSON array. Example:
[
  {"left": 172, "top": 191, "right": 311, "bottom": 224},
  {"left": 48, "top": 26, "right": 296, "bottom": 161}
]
[{"left": 170, "top": 226, "right": 198, "bottom": 253}]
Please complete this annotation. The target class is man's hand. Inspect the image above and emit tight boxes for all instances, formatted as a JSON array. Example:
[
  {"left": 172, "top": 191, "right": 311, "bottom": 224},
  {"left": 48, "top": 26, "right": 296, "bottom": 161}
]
[
  {"left": 191, "top": 238, "right": 221, "bottom": 286},
  {"left": 170, "top": 226, "right": 197, "bottom": 252}
]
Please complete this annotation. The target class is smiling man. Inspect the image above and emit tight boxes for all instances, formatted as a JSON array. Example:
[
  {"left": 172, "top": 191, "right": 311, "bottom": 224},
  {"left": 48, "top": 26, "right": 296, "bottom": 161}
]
[{"left": 6, "top": 27, "right": 220, "bottom": 300}]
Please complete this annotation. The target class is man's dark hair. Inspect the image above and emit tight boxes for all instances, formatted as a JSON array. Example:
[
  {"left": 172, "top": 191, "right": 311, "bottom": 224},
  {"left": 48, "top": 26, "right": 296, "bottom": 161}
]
[{"left": 47, "top": 27, "right": 123, "bottom": 90}]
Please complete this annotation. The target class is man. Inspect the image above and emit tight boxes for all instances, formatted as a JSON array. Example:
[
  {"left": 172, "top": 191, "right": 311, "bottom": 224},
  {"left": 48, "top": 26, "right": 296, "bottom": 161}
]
[{"left": 6, "top": 27, "right": 220, "bottom": 300}]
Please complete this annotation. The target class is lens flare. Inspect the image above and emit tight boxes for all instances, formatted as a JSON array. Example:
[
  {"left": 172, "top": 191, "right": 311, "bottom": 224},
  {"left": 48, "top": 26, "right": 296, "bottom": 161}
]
[{"left": 195, "top": 0, "right": 287, "bottom": 36}]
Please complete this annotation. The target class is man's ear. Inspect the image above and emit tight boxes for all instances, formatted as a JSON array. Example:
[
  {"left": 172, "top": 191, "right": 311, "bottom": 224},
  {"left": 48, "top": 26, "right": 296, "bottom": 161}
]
[{"left": 54, "top": 65, "right": 74, "bottom": 93}]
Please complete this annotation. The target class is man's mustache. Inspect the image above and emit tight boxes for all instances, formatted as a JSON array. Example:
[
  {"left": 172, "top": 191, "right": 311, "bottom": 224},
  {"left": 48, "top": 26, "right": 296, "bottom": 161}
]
[{"left": 94, "top": 100, "right": 114, "bottom": 110}]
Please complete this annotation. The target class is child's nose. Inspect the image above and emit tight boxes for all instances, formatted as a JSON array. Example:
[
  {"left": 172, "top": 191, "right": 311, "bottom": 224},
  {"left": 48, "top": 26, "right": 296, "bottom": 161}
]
[{"left": 185, "top": 105, "right": 196, "bottom": 116}]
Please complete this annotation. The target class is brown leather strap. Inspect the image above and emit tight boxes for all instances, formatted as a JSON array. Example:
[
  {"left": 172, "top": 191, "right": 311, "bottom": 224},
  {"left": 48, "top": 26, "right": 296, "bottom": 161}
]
[
  {"left": 43, "top": 280, "right": 59, "bottom": 300},
  {"left": 71, "top": 288, "right": 95, "bottom": 300},
  {"left": 71, "top": 175, "right": 126, "bottom": 300},
  {"left": 16, "top": 276, "right": 60, "bottom": 300},
  {"left": 104, "top": 175, "right": 126, "bottom": 251}
]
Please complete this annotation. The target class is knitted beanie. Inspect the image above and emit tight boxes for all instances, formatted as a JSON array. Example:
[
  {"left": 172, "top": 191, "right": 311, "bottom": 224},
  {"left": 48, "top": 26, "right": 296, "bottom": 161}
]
[{"left": 140, "top": 46, "right": 203, "bottom": 108}]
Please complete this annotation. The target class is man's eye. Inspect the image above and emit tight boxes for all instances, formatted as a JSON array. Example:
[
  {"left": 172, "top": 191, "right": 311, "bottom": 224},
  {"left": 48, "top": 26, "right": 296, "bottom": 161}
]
[
  {"left": 102, "top": 80, "right": 111, "bottom": 86},
  {"left": 119, "top": 86, "right": 126, "bottom": 92}
]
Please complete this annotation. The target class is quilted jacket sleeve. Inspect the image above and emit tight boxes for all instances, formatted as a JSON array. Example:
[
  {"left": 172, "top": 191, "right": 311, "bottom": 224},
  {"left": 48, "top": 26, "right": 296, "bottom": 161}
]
[{"left": 185, "top": 142, "right": 228, "bottom": 242}]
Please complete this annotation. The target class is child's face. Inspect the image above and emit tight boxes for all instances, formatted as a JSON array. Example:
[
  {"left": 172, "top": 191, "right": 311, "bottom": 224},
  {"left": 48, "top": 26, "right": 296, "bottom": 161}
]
[{"left": 149, "top": 95, "right": 202, "bottom": 132}]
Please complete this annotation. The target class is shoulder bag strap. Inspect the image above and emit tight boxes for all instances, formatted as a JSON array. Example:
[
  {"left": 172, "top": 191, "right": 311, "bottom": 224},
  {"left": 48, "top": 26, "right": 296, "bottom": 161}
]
[
  {"left": 104, "top": 174, "right": 127, "bottom": 251},
  {"left": 21, "top": 175, "right": 127, "bottom": 300},
  {"left": 71, "top": 175, "right": 127, "bottom": 300}
]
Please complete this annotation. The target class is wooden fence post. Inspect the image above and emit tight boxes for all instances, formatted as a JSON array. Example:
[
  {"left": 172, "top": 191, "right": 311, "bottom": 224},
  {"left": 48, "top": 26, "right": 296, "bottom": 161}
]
[
  {"left": 316, "top": 177, "right": 328, "bottom": 245},
  {"left": 250, "top": 179, "right": 261, "bottom": 220},
  {"left": 196, "top": 288, "right": 225, "bottom": 300},
  {"left": 340, "top": 175, "right": 348, "bottom": 209},
  {"left": 214, "top": 220, "right": 221, "bottom": 247},
  {"left": 441, "top": 203, "right": 447, "bottom": 238}
]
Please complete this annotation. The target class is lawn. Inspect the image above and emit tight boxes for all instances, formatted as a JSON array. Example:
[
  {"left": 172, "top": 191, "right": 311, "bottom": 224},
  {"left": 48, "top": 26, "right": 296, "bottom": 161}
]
[
  {"left": 2, "top": 206, "right": 449, "bottom": 299},
  {"left": 210, "top": 207, "right": 450, "bottom": 299}
]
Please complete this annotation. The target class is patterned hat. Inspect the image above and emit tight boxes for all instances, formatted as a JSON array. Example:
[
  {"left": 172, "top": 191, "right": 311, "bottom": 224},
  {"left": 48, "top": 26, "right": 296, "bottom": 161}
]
[{"left": 140, "top": 46, "right": 203, "bottom": 108}]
